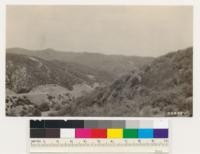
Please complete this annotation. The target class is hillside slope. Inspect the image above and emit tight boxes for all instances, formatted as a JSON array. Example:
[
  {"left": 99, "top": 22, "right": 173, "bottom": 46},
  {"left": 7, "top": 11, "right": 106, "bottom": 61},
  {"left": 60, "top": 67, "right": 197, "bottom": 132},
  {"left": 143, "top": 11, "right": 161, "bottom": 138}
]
[
  {"left": 72, "top": 47, "right": 193, "bottom": 117},
  {"left": 7, "top": 48, "right": 153, "bottom": 78},
  {"left": 6, "top": 47, "right": 192, "bottom": 117},
  {"left": 6, "top": 53, "right": 111, "bottom": 93},
  {"left": 6, "top": 50, "right": 153, "bottom": 117}
]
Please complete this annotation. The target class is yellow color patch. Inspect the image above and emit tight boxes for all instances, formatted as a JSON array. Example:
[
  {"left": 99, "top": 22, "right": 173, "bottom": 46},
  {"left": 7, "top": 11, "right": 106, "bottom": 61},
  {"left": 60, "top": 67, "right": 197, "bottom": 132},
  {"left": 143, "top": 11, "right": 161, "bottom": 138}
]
[{"left": 107, "top": 129, "right": 123, "bottom": 138}]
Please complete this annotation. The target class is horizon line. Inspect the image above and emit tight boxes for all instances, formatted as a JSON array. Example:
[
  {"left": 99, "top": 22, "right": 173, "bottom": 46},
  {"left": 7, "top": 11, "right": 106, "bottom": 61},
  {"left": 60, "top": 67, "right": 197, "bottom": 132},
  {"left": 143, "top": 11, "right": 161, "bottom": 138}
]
[{"left": 6, "top": 46, "right": 193, "bottom": 58}]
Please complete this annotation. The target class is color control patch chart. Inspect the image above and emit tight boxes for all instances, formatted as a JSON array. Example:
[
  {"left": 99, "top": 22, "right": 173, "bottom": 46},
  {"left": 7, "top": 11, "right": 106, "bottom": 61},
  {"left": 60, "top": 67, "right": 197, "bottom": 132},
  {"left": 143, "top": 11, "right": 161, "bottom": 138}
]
[{"left": 30, "top": 120, "right": 169, "bottom": 153}]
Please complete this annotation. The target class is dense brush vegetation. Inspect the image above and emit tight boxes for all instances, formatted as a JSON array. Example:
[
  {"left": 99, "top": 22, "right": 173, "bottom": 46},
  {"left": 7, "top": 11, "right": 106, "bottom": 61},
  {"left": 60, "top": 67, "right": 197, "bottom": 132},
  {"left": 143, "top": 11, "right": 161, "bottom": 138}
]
[
  {"left": 6, "top": 53, "right": 112, "bottom": 93},
  {"left": 71, "top": 47, "right": 193, "bottom": 117},
  {"left": 6, "top": 47, "right": 192, "bottom": 117}
]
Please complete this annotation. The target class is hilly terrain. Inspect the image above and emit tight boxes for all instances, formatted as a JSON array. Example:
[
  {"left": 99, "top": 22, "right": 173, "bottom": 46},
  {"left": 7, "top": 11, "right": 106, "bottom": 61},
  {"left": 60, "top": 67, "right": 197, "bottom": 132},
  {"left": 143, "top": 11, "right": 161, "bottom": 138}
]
[
  {"left": 6, "top": 53, "right": 112, "bottom": 93},
  {"left": 6, "top": 47, "right": 192, "bottom": 117},
  {"left": 71, "top": 47, "right": 193, "bottom": 117},
  {"left": 7, "top": 48, "right": 153, "bottom": 78},
  {"left": 6, "top": 50, "right": 152, "bottom": 116}
]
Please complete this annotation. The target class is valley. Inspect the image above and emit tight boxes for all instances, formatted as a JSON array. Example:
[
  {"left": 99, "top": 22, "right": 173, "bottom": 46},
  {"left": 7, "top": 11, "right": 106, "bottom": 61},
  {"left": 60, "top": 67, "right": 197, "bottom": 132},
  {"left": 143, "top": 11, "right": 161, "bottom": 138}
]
[{"left": 6, "top": 47, "right": 192, "bottom": 117}]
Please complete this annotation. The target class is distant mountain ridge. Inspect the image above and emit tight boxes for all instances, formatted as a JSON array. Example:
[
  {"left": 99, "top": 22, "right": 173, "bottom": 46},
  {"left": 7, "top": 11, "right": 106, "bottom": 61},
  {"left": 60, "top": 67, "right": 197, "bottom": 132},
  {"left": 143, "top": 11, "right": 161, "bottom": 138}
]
[
  {"left": 6, "top": 53, "right": 111, "bottom": 93},
  {"left": 7, "top": 48, "right": 154, "bottom": 78}
]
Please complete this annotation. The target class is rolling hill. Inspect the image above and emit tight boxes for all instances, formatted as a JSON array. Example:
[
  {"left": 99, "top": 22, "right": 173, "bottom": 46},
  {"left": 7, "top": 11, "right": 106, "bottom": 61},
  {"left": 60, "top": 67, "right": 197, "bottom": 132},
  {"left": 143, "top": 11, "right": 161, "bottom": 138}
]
[
  {"left": 6, "top": 47, "right": 192, "bottom": 117},
  {"left": 6, "top": 53, "right": 112, "bottom": 93},
  {"left": 7, "top": 48, "right": 153, "bottom": 78},
  {"left": 6, "top": 49, "right": 152, "bottom": 116},
  {"left": 71, "top": 47, "right": 193, "bottom": 117}
]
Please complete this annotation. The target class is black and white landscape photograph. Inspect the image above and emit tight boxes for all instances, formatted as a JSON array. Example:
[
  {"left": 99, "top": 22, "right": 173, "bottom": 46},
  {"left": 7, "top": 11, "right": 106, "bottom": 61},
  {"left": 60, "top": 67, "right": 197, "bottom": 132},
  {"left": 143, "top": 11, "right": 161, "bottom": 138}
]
[{"left": 6, "top": 5, "right": 193, "bottom": 117}]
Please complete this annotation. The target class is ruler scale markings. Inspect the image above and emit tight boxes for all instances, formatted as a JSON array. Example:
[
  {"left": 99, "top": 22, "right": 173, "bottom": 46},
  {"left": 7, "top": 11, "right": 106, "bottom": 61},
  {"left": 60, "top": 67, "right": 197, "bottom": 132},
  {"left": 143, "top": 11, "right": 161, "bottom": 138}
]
[{"left": 30, "top": 120, "right": 169, "bottom": 153}]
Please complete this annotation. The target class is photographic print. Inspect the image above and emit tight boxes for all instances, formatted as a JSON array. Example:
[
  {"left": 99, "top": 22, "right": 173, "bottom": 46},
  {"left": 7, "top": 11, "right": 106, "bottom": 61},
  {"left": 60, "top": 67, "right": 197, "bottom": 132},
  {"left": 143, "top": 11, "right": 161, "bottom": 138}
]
[{"left": 6, "top": 5, "right": 193, "bottom": 117}]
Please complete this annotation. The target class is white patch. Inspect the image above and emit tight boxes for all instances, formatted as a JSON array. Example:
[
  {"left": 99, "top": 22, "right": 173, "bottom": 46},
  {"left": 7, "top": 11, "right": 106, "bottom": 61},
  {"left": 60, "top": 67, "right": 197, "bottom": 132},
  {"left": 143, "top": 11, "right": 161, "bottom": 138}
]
[
  {"left": 29, "top": 57, "right": 39, "bottom": 62},
  {"left": 70, "top": 82, "right": 99, "bottom": 98},
  {"left": 87, "top": 74, "right": 95, "bottom": 79},
  {"left": 29, "top": 84, "right": 70, "bottom": 94},
  {"left": 29, "top": 57, "right": 43, "bottom": 67}
]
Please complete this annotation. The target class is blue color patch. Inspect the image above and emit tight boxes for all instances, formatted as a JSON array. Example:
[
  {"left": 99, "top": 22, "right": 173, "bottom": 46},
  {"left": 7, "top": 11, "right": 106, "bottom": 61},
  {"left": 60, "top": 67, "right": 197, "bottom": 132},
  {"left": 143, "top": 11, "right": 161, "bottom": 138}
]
[{"left": 138, "top": 129, "right": 153, "bottom": 138}]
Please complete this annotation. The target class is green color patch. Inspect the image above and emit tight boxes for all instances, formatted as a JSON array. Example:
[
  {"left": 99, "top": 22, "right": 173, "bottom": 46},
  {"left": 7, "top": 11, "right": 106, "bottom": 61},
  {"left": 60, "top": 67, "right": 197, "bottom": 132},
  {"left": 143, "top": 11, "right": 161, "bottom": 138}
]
[{"left": 123, "top": 129, "right": 138, "bottom": 138}]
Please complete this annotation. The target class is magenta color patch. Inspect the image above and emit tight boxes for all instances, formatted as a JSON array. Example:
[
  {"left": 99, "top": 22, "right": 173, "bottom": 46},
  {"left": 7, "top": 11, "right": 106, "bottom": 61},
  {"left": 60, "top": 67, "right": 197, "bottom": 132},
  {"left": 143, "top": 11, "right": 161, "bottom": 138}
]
[{"left": 75, "top": 128, "right": 92, "bottom": 138}]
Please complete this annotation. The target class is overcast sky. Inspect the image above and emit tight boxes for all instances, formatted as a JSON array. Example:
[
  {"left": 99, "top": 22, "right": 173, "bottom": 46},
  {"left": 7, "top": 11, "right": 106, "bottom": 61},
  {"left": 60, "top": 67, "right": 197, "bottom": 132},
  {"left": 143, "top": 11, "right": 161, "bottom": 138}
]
[{"left": 6, "top": 5, "right": 192, "bottom": 57}]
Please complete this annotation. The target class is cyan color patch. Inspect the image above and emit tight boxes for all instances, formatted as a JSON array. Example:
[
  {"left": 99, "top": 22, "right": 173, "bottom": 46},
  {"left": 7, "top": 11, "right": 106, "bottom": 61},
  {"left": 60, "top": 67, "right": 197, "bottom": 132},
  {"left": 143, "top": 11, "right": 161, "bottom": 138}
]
[{"left": 138, "top": 129, "right": 153, "bottom": 138}]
